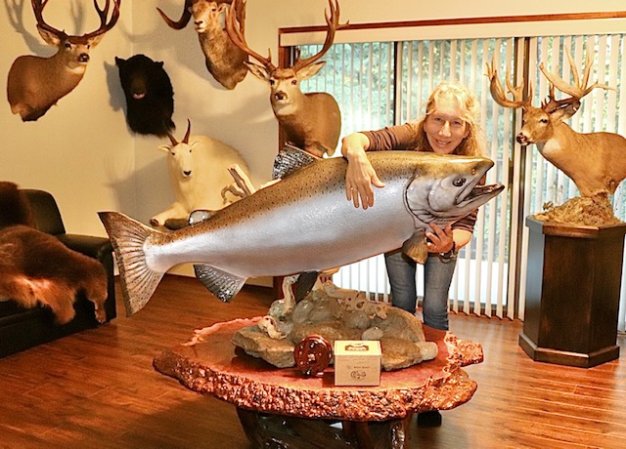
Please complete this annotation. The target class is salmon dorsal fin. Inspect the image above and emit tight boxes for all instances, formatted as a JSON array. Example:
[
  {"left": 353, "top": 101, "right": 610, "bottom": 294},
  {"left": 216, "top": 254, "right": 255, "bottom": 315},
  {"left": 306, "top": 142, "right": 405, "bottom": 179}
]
[
  {"left": 272, "top": 144, "right": 320, "bottom": 180},
  {"left": 193, "top": 264, "right": 246, "bottom": 302},
  {"left": 401, "top": 230, "right": 429, "bottom": 264}
]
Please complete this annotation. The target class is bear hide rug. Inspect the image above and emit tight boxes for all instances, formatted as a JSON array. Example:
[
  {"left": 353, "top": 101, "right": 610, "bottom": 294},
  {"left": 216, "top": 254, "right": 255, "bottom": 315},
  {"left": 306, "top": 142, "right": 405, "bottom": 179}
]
[{"left": 0, "top": 182, "right": 107, "bottom": 324}]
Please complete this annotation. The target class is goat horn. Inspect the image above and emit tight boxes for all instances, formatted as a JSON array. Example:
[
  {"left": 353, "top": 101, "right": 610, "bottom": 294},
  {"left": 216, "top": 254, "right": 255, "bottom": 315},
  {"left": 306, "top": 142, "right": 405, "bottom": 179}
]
[
  {"left": 166, "top": 132, "right": 178, "bottom": 146},
  {"left": 182, "top": 119, "right": 191, "bottom": 144}
]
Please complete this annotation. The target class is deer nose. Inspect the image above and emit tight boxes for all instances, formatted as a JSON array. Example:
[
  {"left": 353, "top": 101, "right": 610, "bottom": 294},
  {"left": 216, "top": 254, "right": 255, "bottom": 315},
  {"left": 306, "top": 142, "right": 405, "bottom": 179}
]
[
  {"left": 183, "top": 170, "right": 192, "bottom": 177},
  {"left": 78, "top": 53, "right": 90, "bottom": 63},
  {"left": 516, "top": 133, "right": 528, "bottom": 145}
]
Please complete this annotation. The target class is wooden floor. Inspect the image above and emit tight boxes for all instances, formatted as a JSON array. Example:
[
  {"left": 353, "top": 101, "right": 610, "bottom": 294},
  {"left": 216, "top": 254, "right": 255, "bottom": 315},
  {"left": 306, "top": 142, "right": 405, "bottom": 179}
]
[{"left": 0, "top": 275, "right": 624, "bottom": 449}]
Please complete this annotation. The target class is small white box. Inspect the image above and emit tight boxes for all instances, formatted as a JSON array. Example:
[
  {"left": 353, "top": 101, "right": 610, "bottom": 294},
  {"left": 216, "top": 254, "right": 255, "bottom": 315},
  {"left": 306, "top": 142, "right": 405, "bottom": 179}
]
[{"left": 334, "top": 340, "right": 382, "bottom": 386}]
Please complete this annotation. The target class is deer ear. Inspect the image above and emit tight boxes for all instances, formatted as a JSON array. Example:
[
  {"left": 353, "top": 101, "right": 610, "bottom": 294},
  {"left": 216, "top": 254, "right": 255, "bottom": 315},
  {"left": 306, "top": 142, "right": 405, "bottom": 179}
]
[
  {"left": 550, "top": 108, "right": 569, "bottom": 121},
  {"left": 296, "top": 61, "right": 326, "bottom": 80},
  {"left": 37, "top": 26, "right": 61, "bottom": 46},
  {"left": 159, "top": 145, "right": 172, "bottom": 153},
  {"left": 115, "top": 56, "right": 126, "bottom": 67},
  {"left": 245, "top": 62, "right": 270, "bottom": 81}
]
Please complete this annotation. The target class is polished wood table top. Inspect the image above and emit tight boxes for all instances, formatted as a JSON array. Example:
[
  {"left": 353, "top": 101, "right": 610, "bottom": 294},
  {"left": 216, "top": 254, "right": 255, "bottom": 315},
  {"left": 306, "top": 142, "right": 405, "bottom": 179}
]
[{"left": 154, "top": 317, "right": 483, "bottom": 422}]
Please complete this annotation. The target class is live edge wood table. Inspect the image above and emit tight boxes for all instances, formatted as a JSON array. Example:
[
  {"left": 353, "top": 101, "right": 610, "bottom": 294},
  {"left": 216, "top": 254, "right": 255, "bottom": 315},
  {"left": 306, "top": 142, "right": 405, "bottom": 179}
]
[{"left": 153, "top": 318, "right": 483, "bottom": 449}]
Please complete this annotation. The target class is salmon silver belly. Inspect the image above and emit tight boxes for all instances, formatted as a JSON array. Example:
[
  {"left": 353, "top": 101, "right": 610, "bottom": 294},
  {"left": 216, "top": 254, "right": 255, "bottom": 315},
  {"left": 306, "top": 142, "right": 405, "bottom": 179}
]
[{"left": 99, "top": 150, "right": 504, "bottom": 315}]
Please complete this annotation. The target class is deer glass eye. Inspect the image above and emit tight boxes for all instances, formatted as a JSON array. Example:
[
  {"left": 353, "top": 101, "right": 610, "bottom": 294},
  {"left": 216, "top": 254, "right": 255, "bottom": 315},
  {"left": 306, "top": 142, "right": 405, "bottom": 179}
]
[
  {"left": 64, "top": 42, "right": 71, "bottom": 49},
  {"left": 452, "top": 177, "right": 466, "bottom": 187},
  {"left": 540, "top": 118, "right": 549, "bottom": 124},
  {"left": 291, "top": 79, "right": 298, "bottom": 85},
  {"left": 269, "top": 79, "right": 276, "bottom": 86}
]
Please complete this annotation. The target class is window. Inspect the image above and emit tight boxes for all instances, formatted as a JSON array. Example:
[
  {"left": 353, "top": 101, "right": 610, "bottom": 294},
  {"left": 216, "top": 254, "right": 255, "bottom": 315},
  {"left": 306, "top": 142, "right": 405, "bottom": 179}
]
[{"left": 294, "top": 30, "right": 626, "bottom": 328}]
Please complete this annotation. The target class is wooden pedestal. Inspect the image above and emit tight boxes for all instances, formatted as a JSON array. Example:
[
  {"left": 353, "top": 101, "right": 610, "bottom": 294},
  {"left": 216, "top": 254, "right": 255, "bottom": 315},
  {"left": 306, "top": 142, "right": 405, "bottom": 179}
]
[{"left": 521, "top": 217, "right": 626, "bottom": 368}]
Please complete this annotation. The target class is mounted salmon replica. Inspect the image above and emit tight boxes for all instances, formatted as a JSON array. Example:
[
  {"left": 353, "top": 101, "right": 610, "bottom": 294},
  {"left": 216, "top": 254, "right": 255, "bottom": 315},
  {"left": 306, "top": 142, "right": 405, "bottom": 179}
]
[{"left": 100, "top": 150, "right": 504, "bottom": 315}]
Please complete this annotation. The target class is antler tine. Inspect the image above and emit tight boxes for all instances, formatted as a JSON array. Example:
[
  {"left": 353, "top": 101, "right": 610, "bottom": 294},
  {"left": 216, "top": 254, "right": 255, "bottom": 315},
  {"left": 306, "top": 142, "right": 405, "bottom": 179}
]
[
  {"left": 82, "top": 0, "right": 121, "bottom": 40},
  {"left": 31, "top": 0, "right": 65, "bottom": 36},
  {"left": 225, "top": 0, "right": 276, "bottom": 70},
  {"left": 485, "top": 58, "right": 527, "bottom": 109},
  {"left": 291, "top": 0, "right": 344, "bottom": 71},
  {"left": 540, "top": 47, "right": 613, "bottom": 104},
  {"left": 157, "top": 0, "right": 193, "bottom": 30}
]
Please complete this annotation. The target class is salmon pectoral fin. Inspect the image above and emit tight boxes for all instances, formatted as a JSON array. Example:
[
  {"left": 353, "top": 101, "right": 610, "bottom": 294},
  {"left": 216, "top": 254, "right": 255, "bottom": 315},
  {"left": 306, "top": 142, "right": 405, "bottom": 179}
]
[
  {"left": 401, "top": 230, "right": 429, "bottom": 264},
  {"left": 193, "top": 264, "right": 246, "bottom": 303}
]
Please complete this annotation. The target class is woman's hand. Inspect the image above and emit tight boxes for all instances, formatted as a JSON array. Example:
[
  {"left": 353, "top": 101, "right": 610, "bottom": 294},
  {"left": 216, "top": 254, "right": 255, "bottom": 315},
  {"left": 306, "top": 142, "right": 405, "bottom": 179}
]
[
  {"left": 341, "top": 133, "right": 385, "bottom": 209},
  {"left": 426, "top": 223, "right": 455, "bottom": 254}
]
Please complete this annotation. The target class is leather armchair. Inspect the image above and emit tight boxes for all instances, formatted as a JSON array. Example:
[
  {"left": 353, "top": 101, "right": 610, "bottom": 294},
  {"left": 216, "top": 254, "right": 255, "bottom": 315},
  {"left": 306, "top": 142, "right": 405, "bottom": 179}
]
[{"left": 0, "top": 189, "right": 116, "bottom": 358}]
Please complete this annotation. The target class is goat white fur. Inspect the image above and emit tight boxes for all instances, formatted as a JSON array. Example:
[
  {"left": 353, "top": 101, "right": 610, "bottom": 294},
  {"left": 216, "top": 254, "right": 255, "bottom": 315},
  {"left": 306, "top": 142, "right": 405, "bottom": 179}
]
[{"left": 150, "top": 134, "right": 251, "bottom": 227}]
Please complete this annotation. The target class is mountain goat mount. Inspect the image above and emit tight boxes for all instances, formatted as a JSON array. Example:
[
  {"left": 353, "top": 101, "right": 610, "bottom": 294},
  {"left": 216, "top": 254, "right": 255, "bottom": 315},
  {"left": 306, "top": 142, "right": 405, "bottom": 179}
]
[
  {"left": 157, "top": 0, "right": 248, "bottom": 90},
  {"left": 486, "top": 49, "right": 626, "bottom": 199},
  {"left": 226, "top": 0, "right": 345, "bottom": 157},
  {"left": 150, "top": 120, "right": 252, "bottom": 230},
  {"left": 6, "top": 0, "right": 121, "bottom": 121}
]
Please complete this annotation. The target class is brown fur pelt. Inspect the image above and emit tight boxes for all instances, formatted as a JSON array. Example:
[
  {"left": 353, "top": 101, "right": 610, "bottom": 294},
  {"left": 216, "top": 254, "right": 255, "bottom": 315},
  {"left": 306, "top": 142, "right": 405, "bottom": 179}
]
[
  {"left": 0, "top": 181, "right": 33, "bottom": 228},
  {"left": 0, "top": 183, "right": 107, "bottom": 324}
]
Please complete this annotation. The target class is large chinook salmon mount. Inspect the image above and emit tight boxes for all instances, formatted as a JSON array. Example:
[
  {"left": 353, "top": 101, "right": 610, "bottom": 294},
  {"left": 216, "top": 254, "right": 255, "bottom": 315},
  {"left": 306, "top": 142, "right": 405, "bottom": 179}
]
[{"left": 99, "top": 150, "right": 504, "bottom": 315}]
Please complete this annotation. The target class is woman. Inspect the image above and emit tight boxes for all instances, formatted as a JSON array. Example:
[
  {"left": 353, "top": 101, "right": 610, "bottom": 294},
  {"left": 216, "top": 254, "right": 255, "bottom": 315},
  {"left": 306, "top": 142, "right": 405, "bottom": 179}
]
[{"left": 340, "top": 82, "right": 485, "bottom": 331}]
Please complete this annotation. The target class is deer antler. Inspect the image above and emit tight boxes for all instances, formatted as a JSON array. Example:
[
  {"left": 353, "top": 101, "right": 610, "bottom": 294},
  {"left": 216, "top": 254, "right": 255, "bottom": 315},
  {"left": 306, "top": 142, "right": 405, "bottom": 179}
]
[
  {"left": 291, "top": 0, "right": 345, "bottom": 71},
  {"left": 31, "top": 0, "right": 65, "bottom": 37},
  {"left": 485, "top": 58, "right": 532, "bottom": 109},
  {"left": 157, "top": 0, "right": 193, "bottom": 30},
  {"left": 80, "top": 0, "right": 121, "bottom": 40},
  {"left": 539, "top": 48, "right": 613, "bottom": 116},
  {"left": 225, "top": 0, "right": 275, "bottom": 71}
]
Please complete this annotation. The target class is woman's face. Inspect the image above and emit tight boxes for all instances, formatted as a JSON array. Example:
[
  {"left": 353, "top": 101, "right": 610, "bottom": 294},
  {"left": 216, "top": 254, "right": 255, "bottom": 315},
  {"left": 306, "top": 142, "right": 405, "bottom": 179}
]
[{"left": 423, "top": 98, "right": 470, "bottom": 154}]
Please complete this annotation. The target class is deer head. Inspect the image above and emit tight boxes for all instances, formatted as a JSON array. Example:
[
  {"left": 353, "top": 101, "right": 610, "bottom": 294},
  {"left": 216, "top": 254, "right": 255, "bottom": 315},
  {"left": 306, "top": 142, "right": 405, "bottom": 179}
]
[
  {"left": 6, "top": 0, "right": 121, "bottom": 121},
  {"left": 485, "top": 49, "right": 611, "bottom": 146},
  {"left": 157, "top": 0, "right": 247, "bottom": 89},
  {"left": 226, "top": 0, "right": 345, "bottom": 156},
  {"left": 486, "top": 50, "right": 626, "bottom": 197}
]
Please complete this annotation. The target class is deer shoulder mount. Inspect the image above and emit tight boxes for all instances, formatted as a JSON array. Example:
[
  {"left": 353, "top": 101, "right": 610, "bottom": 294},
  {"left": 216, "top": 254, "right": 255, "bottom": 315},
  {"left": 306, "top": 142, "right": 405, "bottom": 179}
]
[
  {"left": 157, "top": 0, "right": 248, "bottom": 90},
  {"left": 6, "top": 0, "right": 121, "bottom": 122},
  {"left": 226, "top": 0, "right": 345, "bottom": 157},
  {"left": 486, "top": 49, "right": 626, "bottom": 197}
]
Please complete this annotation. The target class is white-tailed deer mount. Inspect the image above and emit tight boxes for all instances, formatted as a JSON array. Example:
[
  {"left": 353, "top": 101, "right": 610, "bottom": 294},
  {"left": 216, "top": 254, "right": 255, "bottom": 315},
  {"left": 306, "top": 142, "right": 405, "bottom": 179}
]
[
  {"left": 226, "top": 0, "right": 344, "bottom": 157},
  {"left": 157, "top": 0, "right": 248, "bottom": 90},
  {"left": 6, "top": 0, "right": 121, "bottom": 121},
  {"left": 486, "top": 50, "right": 626, "bottom": 197}
]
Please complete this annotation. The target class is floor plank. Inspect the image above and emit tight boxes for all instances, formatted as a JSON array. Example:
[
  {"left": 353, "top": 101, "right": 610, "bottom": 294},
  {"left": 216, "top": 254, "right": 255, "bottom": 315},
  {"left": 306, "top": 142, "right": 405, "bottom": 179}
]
[{"left": 0, "top": 275, "right": 624, "bottom": 449}]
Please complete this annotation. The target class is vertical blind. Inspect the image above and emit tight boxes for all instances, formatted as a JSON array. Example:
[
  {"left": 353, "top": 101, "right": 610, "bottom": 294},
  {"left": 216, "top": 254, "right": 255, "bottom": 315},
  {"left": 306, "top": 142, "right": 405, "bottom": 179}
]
[{"left": 297, "top": 32, "right": 626, "bottom": 331}]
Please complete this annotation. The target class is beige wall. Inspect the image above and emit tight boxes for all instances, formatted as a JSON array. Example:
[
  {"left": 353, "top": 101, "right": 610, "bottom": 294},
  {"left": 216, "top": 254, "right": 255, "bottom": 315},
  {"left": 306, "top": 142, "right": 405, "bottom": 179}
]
[{"left": 2, "top": 0, "right": 625, "bottom": 238}]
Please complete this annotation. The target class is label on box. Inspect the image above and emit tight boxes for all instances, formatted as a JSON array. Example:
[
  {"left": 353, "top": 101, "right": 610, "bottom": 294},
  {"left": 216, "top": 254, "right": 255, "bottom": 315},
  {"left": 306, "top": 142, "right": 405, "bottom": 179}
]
[{"left": 334, "top": 340, "right": 382, "bottom": 386}]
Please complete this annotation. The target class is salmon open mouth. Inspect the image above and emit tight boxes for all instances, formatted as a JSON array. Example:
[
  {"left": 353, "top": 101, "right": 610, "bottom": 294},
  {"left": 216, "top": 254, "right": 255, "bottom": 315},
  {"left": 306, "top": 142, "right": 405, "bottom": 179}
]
[{"left": 459, "top": 183, "right": 505, "bottom": 205}]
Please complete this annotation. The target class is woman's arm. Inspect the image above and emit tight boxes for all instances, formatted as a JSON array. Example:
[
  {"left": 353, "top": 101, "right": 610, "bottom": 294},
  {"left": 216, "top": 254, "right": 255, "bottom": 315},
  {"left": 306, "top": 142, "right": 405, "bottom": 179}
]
[{"left": 341, "top": 132, "right": 384, "bottom": 209}]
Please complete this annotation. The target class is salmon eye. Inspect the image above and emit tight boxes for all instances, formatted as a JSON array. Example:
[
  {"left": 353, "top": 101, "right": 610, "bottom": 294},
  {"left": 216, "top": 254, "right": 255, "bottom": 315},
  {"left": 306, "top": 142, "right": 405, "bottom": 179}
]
[{"left": 452, "top": 177, "right": 466, "bottom": 187}]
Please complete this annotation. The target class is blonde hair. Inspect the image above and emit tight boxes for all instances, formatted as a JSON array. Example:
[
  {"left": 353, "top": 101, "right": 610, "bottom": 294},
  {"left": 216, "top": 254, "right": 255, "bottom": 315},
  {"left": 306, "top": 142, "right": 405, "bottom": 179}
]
[{"left": 413, "top": 82, "right": 485, "bottom": 157}]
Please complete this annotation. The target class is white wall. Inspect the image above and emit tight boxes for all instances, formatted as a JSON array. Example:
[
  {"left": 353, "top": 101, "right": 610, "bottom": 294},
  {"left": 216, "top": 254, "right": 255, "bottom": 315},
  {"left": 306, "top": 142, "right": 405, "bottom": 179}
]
[{"left": 2, "top": 0, "right": 625, "bottom": 237}]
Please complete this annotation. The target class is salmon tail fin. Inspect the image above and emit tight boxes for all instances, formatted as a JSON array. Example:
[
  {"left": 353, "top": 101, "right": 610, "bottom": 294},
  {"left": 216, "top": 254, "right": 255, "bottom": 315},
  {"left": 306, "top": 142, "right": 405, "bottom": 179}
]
[{"left": 98, "top": 211, "right": 165, "bottom": 315}]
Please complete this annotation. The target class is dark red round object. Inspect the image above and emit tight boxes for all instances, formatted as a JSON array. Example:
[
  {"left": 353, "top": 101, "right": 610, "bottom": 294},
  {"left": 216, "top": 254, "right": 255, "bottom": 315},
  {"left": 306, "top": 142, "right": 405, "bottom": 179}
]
[{"left": 293, "top": 335, "right": 333, "bottom": 376}]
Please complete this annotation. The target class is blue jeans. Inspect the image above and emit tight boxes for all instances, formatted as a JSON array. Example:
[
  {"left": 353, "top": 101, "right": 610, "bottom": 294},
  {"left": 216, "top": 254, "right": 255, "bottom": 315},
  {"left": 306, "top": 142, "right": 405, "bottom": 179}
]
[{"left": 384, "top": 249, "right": 457, "bottom": 330}]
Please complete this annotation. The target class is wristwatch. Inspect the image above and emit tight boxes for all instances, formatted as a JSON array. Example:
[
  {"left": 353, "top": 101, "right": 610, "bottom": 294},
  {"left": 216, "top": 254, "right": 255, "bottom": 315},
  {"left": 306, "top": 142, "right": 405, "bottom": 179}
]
[{"left": 439, "top": 241, "right": 457, "bottom": 260}]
